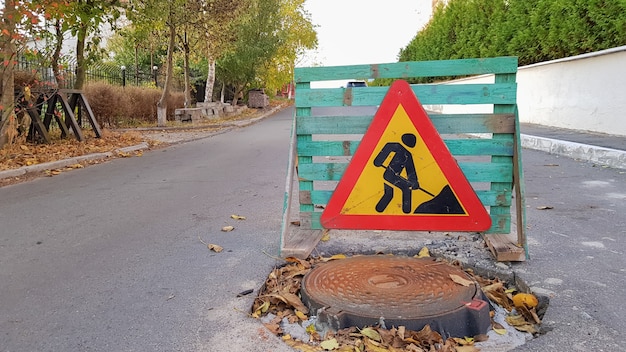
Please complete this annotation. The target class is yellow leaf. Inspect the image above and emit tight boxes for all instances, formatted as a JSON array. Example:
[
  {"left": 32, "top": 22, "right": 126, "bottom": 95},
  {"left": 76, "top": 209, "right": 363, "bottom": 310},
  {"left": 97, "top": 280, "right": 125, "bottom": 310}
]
[
  {"left": 306, "top": 323, "right": 316, "bottom": 334},
  {"left": 493, "top": 328, "right": 507, "bottom": 335},
  {"left": 69, "top": 163, "right": 84, "bottom": 169},
  {"left": 456, "top": 346, "right": 480, "bottom": 352},
  {"left": 295, "top": 310, "right": 308, "bottom": 320},
  {"left": 19, "top": 145, "right": 28, "bottom": 151},
  {"left": 320, "top": 338, "right": 339, "bottom": 350},
  {"left": 231, "top": 214, "right": 246, "bottom": 220},
  {"left": 360, "top": 327, "right": 381, "bottom": 342},
  {"left": 221, "top": 225, "right": 234, "bottom": 232},
  {"left": 512, "top": 293, "right": 539, "bottom": 309},
  {"left": 208, "top": 243, "right": 223, "bottom": 253},
  {"left": 320, "top": 229, "right": 330, "bottom": 242},
  {"left": 259, "top": 300, "right": 270, "bottom": 313},
  {"left": 321, "top": 254, "right": 347, "bottom": 262},
  {"left": 282, "top": 334, "right": 292, "bottom": 341},
  {"left": 363, "top": 339, "right": 388, "bottom": 352},
  {"left": 449, "top": 274, "right": 474, "bottom": 287},
  {"left": 416, "top": 246, "right": 430, "bottom": 258}
]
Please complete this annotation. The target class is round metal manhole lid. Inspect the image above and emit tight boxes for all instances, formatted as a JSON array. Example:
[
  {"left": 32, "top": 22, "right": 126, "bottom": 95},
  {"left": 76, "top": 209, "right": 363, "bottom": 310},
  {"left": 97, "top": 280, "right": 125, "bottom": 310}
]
[{"left": 302, "top": 256, "right": 479, "bottom": 319}]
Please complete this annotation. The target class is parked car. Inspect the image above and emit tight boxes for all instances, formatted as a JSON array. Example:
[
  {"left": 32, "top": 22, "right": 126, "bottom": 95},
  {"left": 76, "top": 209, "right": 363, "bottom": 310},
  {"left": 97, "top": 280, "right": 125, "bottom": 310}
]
[{"left": 345, "top": 80, "right": 367, "bottom": 88}]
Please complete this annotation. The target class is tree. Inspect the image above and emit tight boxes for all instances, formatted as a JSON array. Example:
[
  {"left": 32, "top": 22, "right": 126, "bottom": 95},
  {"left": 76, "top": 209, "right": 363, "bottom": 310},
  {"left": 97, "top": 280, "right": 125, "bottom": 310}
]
[
  {"left": 0, "top": 0, "right": 56, "bottom": 149},
  {"left": 263, "top": 0, "right": 317, "bottom": 97},
  {"left": 217, "top": 0, "right": 316, "bottom": 105},
  {"left": 128, "top": 0, "right": 187, "bottom": 126},
  {"left": 197, "top": 0, "right": 249, "bottom": 103},
  {"left": 67, "top": 0, "right": 122, "bottom": 89}
]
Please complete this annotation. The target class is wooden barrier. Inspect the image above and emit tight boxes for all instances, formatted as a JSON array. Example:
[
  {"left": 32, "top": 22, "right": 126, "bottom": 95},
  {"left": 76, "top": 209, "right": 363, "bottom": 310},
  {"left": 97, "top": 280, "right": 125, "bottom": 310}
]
[{"left": 281, "top": 57, "right": 526, "bottom": 261}]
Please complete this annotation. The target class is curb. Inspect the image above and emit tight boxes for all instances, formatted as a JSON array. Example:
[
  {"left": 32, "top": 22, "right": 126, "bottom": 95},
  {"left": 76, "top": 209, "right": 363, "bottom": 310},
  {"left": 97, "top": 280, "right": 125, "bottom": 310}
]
[
  {"left": 0, "top": 105, "right": 286, "bottom": 182},
  {"left": 521, "top": 134, "right": 626, "bottom": 170},
  {"left": 0, "top": 142, "right": 149, "bottom": 181}
]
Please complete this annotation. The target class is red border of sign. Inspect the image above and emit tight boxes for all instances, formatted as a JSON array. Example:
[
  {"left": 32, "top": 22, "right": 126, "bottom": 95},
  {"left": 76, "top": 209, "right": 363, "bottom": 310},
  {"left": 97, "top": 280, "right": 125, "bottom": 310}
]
[{"left": 320, "top": 80, "right": 492, "bottom": 231}]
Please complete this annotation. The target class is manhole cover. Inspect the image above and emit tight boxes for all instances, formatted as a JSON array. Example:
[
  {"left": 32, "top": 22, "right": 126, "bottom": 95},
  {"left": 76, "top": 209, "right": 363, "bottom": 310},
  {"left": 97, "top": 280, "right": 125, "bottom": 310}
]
[{"left": 301, "top": 256, "right": 491, "bottom": 338}]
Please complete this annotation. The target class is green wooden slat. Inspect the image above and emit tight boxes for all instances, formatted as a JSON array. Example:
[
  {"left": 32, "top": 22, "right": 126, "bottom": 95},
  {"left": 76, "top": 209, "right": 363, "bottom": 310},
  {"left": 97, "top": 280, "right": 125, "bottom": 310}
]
[
  {"left": 297, "top": 138, "right": 513, "bottom": 157},
  {"left": 296, "top": 114, "right": 515, "bottom": 135},
  {"left": 302, "top": 211, "right": 510, "bottom": 233},
  {"left": 309, "top": 189, "right": 512, "bottom": 207},
  {"left": 295, "top": 57, "right": 519, "bottom": 82},
  {"left": 295, "top": 83, "right": 517, "bottom": 107},
  {"left": 298, "top": 162, "right": 512, "bottom": 183}
]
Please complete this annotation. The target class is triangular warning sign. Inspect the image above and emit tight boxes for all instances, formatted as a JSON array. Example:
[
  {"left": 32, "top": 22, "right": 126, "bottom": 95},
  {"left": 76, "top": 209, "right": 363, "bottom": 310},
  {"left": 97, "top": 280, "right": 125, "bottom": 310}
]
[{"left": 320, "top": 80, "right": 491, "bottom": 231}]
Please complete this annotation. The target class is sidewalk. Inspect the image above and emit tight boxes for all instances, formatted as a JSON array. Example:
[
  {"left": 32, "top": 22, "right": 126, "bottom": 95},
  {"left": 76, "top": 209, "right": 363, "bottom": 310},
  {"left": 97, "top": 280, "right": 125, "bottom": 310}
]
[{"left": 520, "top": 123, "right": 626, "bottom": 169}]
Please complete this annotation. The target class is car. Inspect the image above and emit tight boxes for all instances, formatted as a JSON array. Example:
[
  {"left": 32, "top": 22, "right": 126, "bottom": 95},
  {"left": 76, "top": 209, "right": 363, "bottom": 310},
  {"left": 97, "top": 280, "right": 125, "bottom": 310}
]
[{"left": 345, "top": 80, "right": 367, "bottom": 88}]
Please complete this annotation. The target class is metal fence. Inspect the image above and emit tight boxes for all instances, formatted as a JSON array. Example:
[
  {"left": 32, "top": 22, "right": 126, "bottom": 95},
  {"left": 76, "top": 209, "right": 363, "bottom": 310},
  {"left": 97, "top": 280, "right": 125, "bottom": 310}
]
[{"left": 15, "top": 56, "right": 180, "bottom": 89}]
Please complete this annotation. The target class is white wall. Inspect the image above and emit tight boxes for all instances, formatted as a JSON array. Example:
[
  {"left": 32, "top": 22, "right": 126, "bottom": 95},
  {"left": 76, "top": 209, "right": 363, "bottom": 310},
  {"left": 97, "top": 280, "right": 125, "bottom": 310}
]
[{"left": 425, "top": 46, "right": 626, "bottom": 137}]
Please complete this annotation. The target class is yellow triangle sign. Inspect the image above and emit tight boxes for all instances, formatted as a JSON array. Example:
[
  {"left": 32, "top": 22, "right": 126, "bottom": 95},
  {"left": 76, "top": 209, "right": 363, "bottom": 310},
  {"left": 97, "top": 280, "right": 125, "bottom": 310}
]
[{"left": 320, "top": 80, "right": 491, "bottom": 231}]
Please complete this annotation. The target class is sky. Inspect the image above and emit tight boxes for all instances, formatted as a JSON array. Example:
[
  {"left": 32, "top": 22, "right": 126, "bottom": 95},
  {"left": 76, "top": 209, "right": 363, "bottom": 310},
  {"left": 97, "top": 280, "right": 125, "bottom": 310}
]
[{"left": 300, "top": 0, "right": 433, "bottom": 68}]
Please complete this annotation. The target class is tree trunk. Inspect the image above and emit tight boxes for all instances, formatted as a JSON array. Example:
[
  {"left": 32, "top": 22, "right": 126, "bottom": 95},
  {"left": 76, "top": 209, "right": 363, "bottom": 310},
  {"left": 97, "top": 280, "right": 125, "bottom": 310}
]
[
  {"left": 74, "top": 24, "right": 88, "bottom": 89},
  {"left": 204, "top": 57, "right": 216, "bottom": 103},
  {"left": 51, "top": 19, "right": 64, "bottom": 87},
  {"left": 0, "top": 0, "right": 18, "bottom": 149},
  {"left": 157, "top": 20, "right": 176, "bottom": 127},
  {"left": 183, "top": 41, "right": 192, "bottom": 108}
]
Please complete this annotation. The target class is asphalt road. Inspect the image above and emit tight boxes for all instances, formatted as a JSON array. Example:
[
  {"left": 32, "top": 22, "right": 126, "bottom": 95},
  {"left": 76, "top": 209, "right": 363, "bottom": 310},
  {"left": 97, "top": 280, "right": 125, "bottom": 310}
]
[
  {"left": 1, "top": 106, "right": 625, "bottom": 351},
  {"left": 0, "top": 108, "right": 295, "bottom": 351}
]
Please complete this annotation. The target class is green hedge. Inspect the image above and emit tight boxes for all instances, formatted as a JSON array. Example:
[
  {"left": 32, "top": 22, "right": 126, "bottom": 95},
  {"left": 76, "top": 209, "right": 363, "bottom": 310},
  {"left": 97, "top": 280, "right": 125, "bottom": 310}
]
[{"left": 399, "top": 0, "right": 626, "bottom": 66}]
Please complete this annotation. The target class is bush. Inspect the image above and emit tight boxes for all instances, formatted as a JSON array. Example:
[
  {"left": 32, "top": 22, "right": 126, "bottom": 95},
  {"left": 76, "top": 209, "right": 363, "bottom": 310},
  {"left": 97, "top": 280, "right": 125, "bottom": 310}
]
[
  {"left": 83, "top": 82, "right": 184, "bottom": 127},
  {"left": 399, "top": 0, "right": 626, "bottom": 66}
]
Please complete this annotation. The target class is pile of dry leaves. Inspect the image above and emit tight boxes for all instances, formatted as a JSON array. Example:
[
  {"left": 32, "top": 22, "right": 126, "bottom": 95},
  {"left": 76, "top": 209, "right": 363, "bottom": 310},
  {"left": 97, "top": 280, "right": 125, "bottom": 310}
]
[
  {"left": 252, "top": 252, "right": 544, "bottom": 352},
  {"left": 0, "top": 129, "right": 146, "bottom": 172}
]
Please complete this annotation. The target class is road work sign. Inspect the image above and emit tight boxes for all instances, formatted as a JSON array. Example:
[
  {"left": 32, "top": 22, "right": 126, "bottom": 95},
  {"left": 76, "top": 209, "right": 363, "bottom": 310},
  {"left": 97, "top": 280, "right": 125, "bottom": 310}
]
[{"left": 320, "top": 80, "right": 491, "bottom": 231}]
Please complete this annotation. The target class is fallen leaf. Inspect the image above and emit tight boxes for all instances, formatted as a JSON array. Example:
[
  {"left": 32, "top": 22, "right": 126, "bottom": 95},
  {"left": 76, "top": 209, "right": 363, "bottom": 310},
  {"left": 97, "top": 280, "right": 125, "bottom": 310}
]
[
  {"left": 449, "top": 274, "right": 474, "bottom": 287},
  {"left": 69, "top": 163, "right": 84, "bottom": 169},
  {"left": 360, "top": 327, "right": 381, "bottom": 342},
  {"left": 280, "top": 292, "right": 309, "bottom": 314},
  {"left": 320, "top": 254, "right": 346, "bottom": 262},
  {"left": 416, "top": 246, "right": 430, "bottom": 258},
  {"left": 19, "top": 145, "right": 29, "bottom": 151},
  {"left": 320, "top": 338, "right": 339, "bottom": 350},
  {"left": 505, "top": 314, "right": 538, "bottom": 334},
  {"left": 221, "top": 225, "right": 234, "bottom": 232},
  {"left": 492, "top": 321, "right": 507, "bottom": 335},
  {"left": 290, "top": 220, "right": 301, "bottom": 226},
  {"left": 231, "top": 214, "right": 246, "bottom": 220},
  {"left": 295, "top": 310, "right": 308, "bottom": 321},
  {"left": 208, "top": 243, "right": 223, "bottom": 252},
  {"left": 320, "top": 229, "right": 330, "bottom": 242},
  {"left": 536, "top": 206, "right": 553, "bottom": 210}
]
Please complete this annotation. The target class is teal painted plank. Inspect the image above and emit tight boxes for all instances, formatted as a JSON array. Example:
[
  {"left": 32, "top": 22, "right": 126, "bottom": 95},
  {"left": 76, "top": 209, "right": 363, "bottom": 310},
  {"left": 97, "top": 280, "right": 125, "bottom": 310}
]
[
  {"left": 298, "top": 162, "right": 512, "bottom": 183},
  {"left": 295, "top": 83, "right": 517, "bottom": 107},
  {"left": 295, "top": 57, "right": 519, "bottom": 82},
  {"left": 310, "top": 189, "right": 511, "bottom": 207},
  {"left": 296, "top": 113, "right": 515, "bottom": 135},
  {"left": 297, "top": 138, "right": 514, "bottom": 157},
  {"left": 302, "top": 211, "right": 511, "bottom": 233}
]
